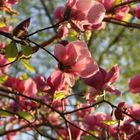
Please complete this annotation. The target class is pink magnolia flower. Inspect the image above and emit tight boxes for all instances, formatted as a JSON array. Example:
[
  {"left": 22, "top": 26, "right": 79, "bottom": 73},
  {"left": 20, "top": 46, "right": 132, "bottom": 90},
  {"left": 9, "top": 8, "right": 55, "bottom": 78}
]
[
  {"left": 47, "top": 70, "right": 73, "bottom": 91},
  {"left": 55, "top": 0, "right": 106, "bottom": 31},
  {"left": 84, "top": 113, "right": 113, "bottom": 130},
  {"left": 4, "top": 77, "right": 38, "bottom": 111},
  {"left": 4, "top": 77, "right": 37, "bottom": 97},
  {"left": 17, "top": 78, "right": 37, "bottom": 97},
  {"left": 34, "top": 75, "right": 48, "bottom": 91},
  {"left": 54, "top": 41, "right": 99, "bottom": 78},
  {"left": 83, "top": 64, "right": 121, "bottom": 95},
  {"left": 129, "top": 75, "right": 140, "bottom": 94},
  {"left": 134, "top": 6, "right": 140, "bottom": 19}
]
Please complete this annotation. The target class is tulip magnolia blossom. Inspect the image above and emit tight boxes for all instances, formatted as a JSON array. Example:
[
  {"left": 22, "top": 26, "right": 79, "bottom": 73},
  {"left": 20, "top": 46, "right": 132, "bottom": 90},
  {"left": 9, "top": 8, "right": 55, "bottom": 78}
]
[
  {"left": 55, "top": 0, "right": 106, "bottom": 31},
  {"left": 54, "top": 41, "right": 99, "bottom": 78},
  {"left": 83, "top": 64, "right": 121, "bottom": 95},
  {"left": 4, "top": 77, "right": 37, "bottom": 97}
]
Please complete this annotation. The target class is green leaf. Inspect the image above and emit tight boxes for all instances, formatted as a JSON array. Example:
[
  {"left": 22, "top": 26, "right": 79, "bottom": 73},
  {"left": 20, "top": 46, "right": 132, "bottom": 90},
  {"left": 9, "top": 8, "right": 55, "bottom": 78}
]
[
  {"left": 85, "top": 31, "right": 91, "bottom": 41},
  {"left": 0, "top": 22, "right": 6, "bottom": 27},
  {"left": 6, "top": 42, "right": 18, "bottom": 60},
  {"left": 54, "top": 92, "right": 66, "bottom": 100},
  {"left": 0, "top": 75, "right": 8, "bottom": 84},
  {"left": 19, "top": 73, "right": 28, "bottom": 80},
  {"left": 84, "top": 136, "right": 97, "bottom": 140},
  {"left": 101, "top": 120, "right": 118, "bottom": 126},
  {"left": 17, "top": 111, "right": 33, "bottom": 120},
  {"left": 21, "top": 44, "right": 32, "bottom": 57},
  {"left": 21, "top": 59, "right": 35, "bottom": 73},
  {"left": 58, "top": 137, "right": 64, "bottom": 140},
  {"left": 0, "top": 110, "right": 11, "bottom": 117}
]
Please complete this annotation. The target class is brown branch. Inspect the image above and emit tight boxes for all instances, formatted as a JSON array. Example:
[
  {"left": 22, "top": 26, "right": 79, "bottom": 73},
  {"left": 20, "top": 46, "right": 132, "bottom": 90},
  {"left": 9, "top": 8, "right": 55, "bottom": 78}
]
[
  {"left": 64, "top": 100, "right": 104, "bottom": 115},
  {"left": 63, "top": 117, "right": 101, "bottom": 140},
  {"left": 0, "top": 108, "right": 43, "bottom": 136},
  {"left": 27, "top": 38, "right": 61, "bottom": 63},
  {"left": 130, "top": 130, "right": 140, "bottom": 140},
  {"left": 0, "top": 123, "right": 43, "bottom": 137},
  {"left": 40, "top": 0, "right": 57, "bottom": 33},
  {"left": 98, "top": 27, "right": 125, "bottom": 65},
  {"left": 0, "top": 35, "right": 58, "bottom": 68},
  {"left": 103, "top": 100, "right": 140, "bottom": 124},
  {"left": 104, "top": 17, "right": 140, "bottom": 29},
  {"left": 25, "top": 19, "right": 65, "bottom": 37},
  {"left": 0, "top": 86, "right": 62, "bottom": 115},
  {"left": 108, "top": 0, "right": 140, "bottom": 13}
]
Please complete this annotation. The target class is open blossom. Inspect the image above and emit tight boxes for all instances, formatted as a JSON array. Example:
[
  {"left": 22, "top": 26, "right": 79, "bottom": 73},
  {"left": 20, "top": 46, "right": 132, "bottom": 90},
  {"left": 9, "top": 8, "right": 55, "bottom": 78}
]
[
  {"left": 4, "top": 77, "right": 37, "bottom": 97},
  {"left": 55, "top": 0, "right": 106, "bottom": 31},
  {"left": 47, "top": 70, "right": 74, "bottom": 91},
  {"left": 84, "top": 113, "right": 113, "bottom": 130},
  {"left": 54, "top": 41, "right": 99, "bottom": 78},
  {"left": 129, "top": 75, "right": 140, "bottom": 94},
  {"left": 83, "top": 64, "right": 121, "bottom": 95}
]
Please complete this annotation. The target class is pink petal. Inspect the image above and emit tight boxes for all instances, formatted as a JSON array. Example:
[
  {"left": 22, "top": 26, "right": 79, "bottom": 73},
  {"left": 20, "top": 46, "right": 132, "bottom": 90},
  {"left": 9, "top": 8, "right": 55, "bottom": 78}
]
[
  {"left": 64, "top": 73, "right": 75, "bottom": 87},
  {"left": 105, "top": 85, "right": 121, "bottom": 96},
  {"left": 87, "top": 1, "right": 106, "bottom": 24},
  {"left": 72, "top": 57, "right": 98, "bottom": 78},
  {"left": 105, "top": 64, "right": 119, "bottom": 85},
  {"left": 83, "top": 67, "right": 107, "bottom": 89},
  {"left": 129, "top": 75, "right": 140, "bottom": 94},
  {"left": 76, "top": 0, "right": 92, "bottom": 11},
  {"left": 54, "top": 44, "right": 66, "bottom": 62}
]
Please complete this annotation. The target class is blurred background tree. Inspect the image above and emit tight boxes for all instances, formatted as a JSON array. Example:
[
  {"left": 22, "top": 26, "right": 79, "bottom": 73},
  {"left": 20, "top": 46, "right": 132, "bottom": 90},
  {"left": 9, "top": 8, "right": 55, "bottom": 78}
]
[{"left": 1, "top": 0, "right": 140, "bottom": 139}]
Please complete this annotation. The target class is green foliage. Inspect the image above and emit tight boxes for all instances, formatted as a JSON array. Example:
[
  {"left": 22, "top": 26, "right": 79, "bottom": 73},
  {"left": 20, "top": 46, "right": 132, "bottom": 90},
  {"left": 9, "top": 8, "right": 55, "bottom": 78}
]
[
  {"left": 54, "top": 92, "right": 66, "bottom": 100},
  {"left": 21, "top": 44, "right": 32, "bottom": 57},
  {"left": 17, "top": 111, "right": 33, "bottom": 120},
  {"left": 5, "top": 41, "right": 18, "bottom": 61},
  {"left": 0, "top": 110, "right": 11, "bottom": 117},
  {"left": 84, "top": 136, "right": 97, "bottom": 140},
  {"left": 101, "top": 120, "right": 118, "bottom": 126},
  {"left": 21, "top": 59, "right": 35, "bottom": 73},
  {"left": 0, "top": 75, "right": 8, "bottom": 84}
]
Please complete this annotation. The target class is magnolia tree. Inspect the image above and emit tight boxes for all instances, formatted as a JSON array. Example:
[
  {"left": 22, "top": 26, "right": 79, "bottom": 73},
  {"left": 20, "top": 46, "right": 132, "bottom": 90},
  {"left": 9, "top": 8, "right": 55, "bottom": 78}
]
[{"left": 1, "top": 0, "right": 140, "bottom": 140}]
